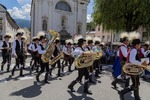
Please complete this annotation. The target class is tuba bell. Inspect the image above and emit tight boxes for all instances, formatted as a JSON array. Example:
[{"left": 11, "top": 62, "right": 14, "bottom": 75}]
[
  {"left": 41, "top": 30, "right": 60, "bottom": 63},
  {"left": 75, "top": 51, "right": 94, "bottom": 69},
  {"left": 123, "top": 63, "right": 150, "bottom": 76}
]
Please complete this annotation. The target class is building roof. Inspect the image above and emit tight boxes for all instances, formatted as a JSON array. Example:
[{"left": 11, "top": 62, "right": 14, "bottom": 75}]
[{"left": 0, "top": 4, "right": 20, "bottom": 29}]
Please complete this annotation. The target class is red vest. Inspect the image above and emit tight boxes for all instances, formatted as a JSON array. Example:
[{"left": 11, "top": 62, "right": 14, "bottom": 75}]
[
  {"left": 139, "top": 48, "right": 144, "bottom": 58},
  {"left": 119, "top": 45, "right": 127, "bottom": 61}
]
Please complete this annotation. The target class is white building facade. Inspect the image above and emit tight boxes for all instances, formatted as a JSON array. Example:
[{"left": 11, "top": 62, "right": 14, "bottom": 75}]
[
  {"left": 31, "top": 0, "right": 89, "bottom": 40},
  {"left": 0, "top": 4, "right": 19, "bottom": 43}
]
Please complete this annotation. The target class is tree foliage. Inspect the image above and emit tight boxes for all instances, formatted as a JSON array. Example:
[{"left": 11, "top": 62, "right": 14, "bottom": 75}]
[{"left": 93, "top": 0, "right": 150, "bottom": 32}]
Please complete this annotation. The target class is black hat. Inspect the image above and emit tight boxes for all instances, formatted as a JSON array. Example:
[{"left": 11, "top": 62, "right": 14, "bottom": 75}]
[
  {"left": 55, "top": 39, "right": 60, "bottom": 44},
  {"left": 120, "top": 37, "right": 128, "bottom": 43},
  {"left": 39, "top": 36, "right": 46, "bottom": 41},
  {"left": 4, "top": 35, "right": 11, "bottom": 38},
  {"left": 95, "top": 41, "right": 100, "bottom": 45},
  {"left": 132, "top": 39, "right": 141, "bottom": 46},
  {"left": 87, "top": 40, "right": 93, "bottom": 44},
  {"left": 67, "top": 42, "right": 72, "bottom": 45},
  {"left": 16, "top": 32, "right": 23, "bottom": 36},
  {"left": 78, "top": 38, "right": 86, "bottom": 46}
]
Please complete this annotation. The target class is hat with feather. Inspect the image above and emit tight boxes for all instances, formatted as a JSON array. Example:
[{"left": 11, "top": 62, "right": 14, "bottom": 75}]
[
  {"left": 119, "top": 32, "right": 129, "bottom": 43},
  {"left": 129, "top": 31, "right": 141, "bottom": 46},
  {"left": 85, "top": 35, "right": 93, "bottom": 44}
]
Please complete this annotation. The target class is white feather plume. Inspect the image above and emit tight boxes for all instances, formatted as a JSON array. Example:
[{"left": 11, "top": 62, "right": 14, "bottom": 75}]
[
  {"left": 17, "top": 28, "right": 25, "bottom": 34},
  {"left": 37, "top": 31, "right": 46, "bottom": 38},
  {"left": 145, "top": 41, "right": 150, "bottom": 45},
  {"left": 120, "top": 32, "right": 129, "bottom": 39},
  {"left": 93, "top": 36, "right": 101, "bottom": 43},
  {"left": 66, "top": 39, "right": 73, "bottom": 44},
  {"left": 74, "top": 35, "right": 83, "bottom": 44},
  {"left": 5, "top": 32, "right": 14, "bottom": 38},
  {"left": 85, "top": 35, "right": 92, "bottom": 41},
  {"left": 129, "top": 31, "right": 141, "bottom": 41},
  {"left": 21, "top": 35, "right": 27, "bottom": 41}
]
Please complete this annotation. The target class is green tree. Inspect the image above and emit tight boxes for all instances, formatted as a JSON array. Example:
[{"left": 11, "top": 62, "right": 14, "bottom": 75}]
[
  {"left": 93, "top": 0, "right": 150, "bottom": 32},
  {"left": 86, "top": 21, "right": 96, "bottom": 32}
]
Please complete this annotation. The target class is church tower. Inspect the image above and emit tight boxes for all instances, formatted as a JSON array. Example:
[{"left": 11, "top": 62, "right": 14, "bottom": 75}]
[{"left": 31, "top": 0, "right": 90, "bottom": 41}]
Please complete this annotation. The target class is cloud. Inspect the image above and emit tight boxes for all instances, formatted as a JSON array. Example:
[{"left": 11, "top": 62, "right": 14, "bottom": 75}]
[
  {"left": 17, "top": 0, "right": 32, "bottom": 5},
  {"left": 87, "top": 14, "right": 93, "bottom": 23},
  {"left": 8, "top": 4, "right": 31, "bottom": 19}
]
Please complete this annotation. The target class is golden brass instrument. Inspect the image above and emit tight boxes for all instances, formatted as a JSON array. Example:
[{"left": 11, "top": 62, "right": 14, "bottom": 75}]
[
  {"left": 41, "top": 30, "right": 60, "bottom": 63},
  {"left": 75, "top": 51, "right": 94, "bottom": 69},
  {"left": 123, "top": 63, "right": 150, "bottom": 76},
  {"left": 49, "top": 52, "right": 64, "bottom": 65},
  {"left": 93, "top": 50, "right": 103, "bottom": 60}
]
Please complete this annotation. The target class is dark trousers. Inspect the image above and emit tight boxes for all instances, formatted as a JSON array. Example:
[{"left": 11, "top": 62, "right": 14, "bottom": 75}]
[
  {"left": 62, "top": 56, "right": 74, "bottom": 71},
  {"left": 51, "top": 60, "right": 61, "bottom": 75},
  {"left": 1, "top": 54, "right": 11, "bottom": 71},
  {"left": 12, "top": 54, "right": 24, "bottom": 76},
  {"left": 76, "top": 68, "right": 89, "bottom": 81},
  {"left": 36, "top": 59, "right": 49, "bottom": 81},
  {"left": 121, "top": 75, "right": 140, "bottom": 99}
]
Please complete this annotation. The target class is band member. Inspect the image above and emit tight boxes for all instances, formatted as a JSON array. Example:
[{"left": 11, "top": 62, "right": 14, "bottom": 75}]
[
  {"left": 12, "top": 29, "right": 24, "bottom": 77},
  {"left": 28, "top": 39, "right": 34, "bottom": 67},
  {"left": 112, "top": 32, "right": 129, "bottom": 88},
  {"left": 36, "top": 33, "right": 50, "bottom": 84},
  {"left": 85, "top": 36, "right": 96, "bottom": 84},
  {"left": 62, "top": 39, "right": 74, "bottom": 72},
  {"left": 50, "top": 39, "right": 62, "bottom": 77},
  {"left": 0, "top": 34, "right": 11, "bottom": 72},
  {"left": 68, "top": 37, "right": 92, "bottom": 95},
  {"left": 92, "top": 37, "right": 101, "bottom": 78},
  {"left": 118, "top": 32, "right": 148, "bottom": 100},
  {"left": 31, "top": 37, "right": 39, "bottom": 72},
  {"left": 21, "top": 36, "right": 27, "bottom": 69}
]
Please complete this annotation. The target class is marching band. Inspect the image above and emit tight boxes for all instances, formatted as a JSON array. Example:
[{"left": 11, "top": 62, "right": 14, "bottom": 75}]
[{"left": 0, "top": 29, "right": 150, "bottom": 99}]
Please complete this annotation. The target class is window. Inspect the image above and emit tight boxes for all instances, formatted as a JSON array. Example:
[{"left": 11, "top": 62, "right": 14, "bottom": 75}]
[
  {"left": 78, "top": 25, "right": 82, "bottom": 34},
  {"left": 102, "top": 36, "right": 105, "bottom": 41},
  {"left": 98, "top": 26, "right": 100, "bottom": 31},
  {"left": 61, "top": 16, "right": 66, "bottom": 29},
  {"left": 42, "top": 19, "right": 47, "bottom": 31},
  {"left": 0, "top": 18, "right": 2, "bottom": 30},
  {"left": 55, "top": 1, "right": 71, "bottom": 12}
]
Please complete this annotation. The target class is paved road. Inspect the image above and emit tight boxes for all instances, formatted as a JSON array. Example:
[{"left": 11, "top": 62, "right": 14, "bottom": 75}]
[{"left": 0, "top": 57, "right": 150, "bottom": 100}]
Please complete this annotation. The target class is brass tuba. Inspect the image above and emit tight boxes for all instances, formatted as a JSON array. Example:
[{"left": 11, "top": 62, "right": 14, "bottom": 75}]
[
  {"left": 41, "top": 30, "right": 60, "bottom": 63},
  {"left": 75, "top": 51, "right": 94, "bottom": 69},
  {"left": 93, "top": 50, "right": 103, "bottom": 60},
  {"left": 123, "top": 63, "right": 150, "bottom": 76},
  {"left": 49, "top": 52, "right": 64, "bottom": 65}
]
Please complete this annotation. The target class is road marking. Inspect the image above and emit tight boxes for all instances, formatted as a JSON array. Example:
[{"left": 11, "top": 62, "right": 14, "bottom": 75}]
[{"left": 18, "top": 76, "right": 34, "bottom": 80}]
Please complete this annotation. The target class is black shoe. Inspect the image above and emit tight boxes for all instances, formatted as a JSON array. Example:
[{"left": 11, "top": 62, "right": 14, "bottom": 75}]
[
  {"left": 118, "top": 90, "right": 124, "bottom": 100},
  {"left": 84, "top": 90, "right": 92, "bottom": 95},
  {"left": 68, "top": 85, "right": 75, "bottom": 92},
  {"left": 44, "top": 81, "right": 50, "bottom": 84},
  {"left": 36, "top": 76, "right": 40, "bottom": 82},
  {"left": 20, "top": 74, "right": 24, "bottom": 77},
  {"left": 95, "top": 75, "right": 101, "bottom": 78},
  {"left": 89, "top": 80, "right": 96, "bottom": 84},
  {"left": 57, "top": 74, "right": 63, "bottom": 77},
  {"left": 111, "top": 81, "right": 117, "bottom": 89}
]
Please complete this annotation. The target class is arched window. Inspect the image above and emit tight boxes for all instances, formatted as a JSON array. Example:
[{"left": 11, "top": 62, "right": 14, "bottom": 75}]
[
  {"left": 78, "top": 25, "right": 82, "bottom": 34},
  {"left": 55, "top": 1, "right": 71, "bottom": 12},
  {"left": 42, "top": 19, "right": 47, "bottom": 31}
]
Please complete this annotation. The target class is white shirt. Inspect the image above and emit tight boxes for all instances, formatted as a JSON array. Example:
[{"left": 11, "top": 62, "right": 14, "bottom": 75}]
[
  {"left": 37, "top": 43, "right": 46, "bottom": 54},
  {"left": 129, "top": 48, "right": 142, "bottom": 65},
  {"left": 85, "top": 46, "right": 92, "bottom": 52},
  {"left": 72, "top": 47, "right": 84, "bottom": 58},
  {"left": 117, "top": 44, "right": 128, "bottom": 57},
  {"left": 32, "top": 43, "right": 38, "bottom": 52},
  {"left": 28, "top": 43, "right": 33, "bottom": 50},
  {"left": 12, "top": 39, "right": 22, "bottom": 56},
  {"left": 0, "top": 41, "right": 9, "bottom": 49},
  {"left": 63, "top": 45, "right": 73, "bottom": 55},
  {"left": 92, "top": 46, "right": 100, "bottom": 52}
]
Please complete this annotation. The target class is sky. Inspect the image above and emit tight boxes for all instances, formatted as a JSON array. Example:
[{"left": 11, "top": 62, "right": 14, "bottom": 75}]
[{"left": 0, "top": 0, "right": 94, "bottom": 22}]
